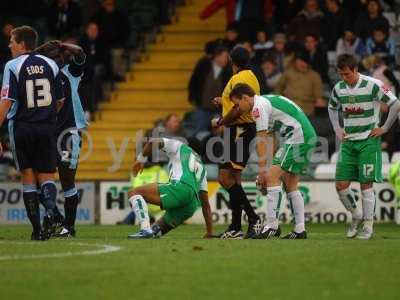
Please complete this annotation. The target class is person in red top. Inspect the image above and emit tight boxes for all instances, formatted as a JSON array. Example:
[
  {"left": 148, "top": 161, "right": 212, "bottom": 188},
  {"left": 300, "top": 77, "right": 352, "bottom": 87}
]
[{"left": 200, "top": 0, "right": 274, "bottom": 32}]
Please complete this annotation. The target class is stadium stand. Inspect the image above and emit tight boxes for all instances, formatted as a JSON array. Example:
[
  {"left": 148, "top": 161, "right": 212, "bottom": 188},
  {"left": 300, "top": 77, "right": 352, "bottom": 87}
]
[{"left": 76, "top": 0, "right": 225, "bottom": 180}]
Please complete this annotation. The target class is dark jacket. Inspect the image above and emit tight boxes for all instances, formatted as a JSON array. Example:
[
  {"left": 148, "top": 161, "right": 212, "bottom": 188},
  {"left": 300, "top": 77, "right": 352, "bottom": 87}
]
[
  {"left": 323, "top": 9, "right": 349, "bottom": 51},
  {"left": 287, "top": 10, "right": 326, "bottom": 44},
  {"left": 91, "top": 8, "right": 130, "bottom": 48},
  {"left": 353, "top": 12, "right": 390, "bottom": 41},
  {"left": 79, "top": 34, "right": 111, "bottom": 80},
  {"left": 188, "top": 56, "right": 232, "bottom": 107},
  {"left": 47, "top": 1, "right": 81, "bottom": 38},
  {"left": 307, "top": 46, "right": 330, "bottom": 85},
  {"left": 308, "top": 107, "right": 336, "bottom": 156}
]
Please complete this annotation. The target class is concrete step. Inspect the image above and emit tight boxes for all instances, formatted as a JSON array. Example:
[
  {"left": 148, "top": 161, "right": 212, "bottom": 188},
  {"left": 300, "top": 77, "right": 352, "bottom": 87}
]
[
  {"left": 76, "top": 170, "right": 130, "bottom": 181},
  {"left": 89, "top": 121, "right": 153, "bottom": 131},
  {"left": 98, "top": 110, "right": 186, "bottom": 122},
  {"left": 156, "top": 32, "right": 221, "bottom": 44},
  {"left": 101, "top": 101, "right": 190, "bottom": 110}
]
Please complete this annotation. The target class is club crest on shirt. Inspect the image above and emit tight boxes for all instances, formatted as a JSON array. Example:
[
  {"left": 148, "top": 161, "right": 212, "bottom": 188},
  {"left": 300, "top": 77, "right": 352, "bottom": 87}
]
[
  {"left": 382, "top": 84, "right": 391, "bottom": 95},
  {"left": 252, "top": 108, "right": 260, "bottom": 118},
  {"left": 348, "top": 95, "right": 356, "bottom": 103}
]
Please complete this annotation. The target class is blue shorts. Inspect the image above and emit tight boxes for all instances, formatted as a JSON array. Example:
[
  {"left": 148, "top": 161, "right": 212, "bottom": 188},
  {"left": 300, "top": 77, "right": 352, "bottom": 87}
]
[
  {"left": 9, "top": 120, "right": 57, "bottom": 173},
  {"left": 56, "top": 128, "right": 81, "bottom": 170}
]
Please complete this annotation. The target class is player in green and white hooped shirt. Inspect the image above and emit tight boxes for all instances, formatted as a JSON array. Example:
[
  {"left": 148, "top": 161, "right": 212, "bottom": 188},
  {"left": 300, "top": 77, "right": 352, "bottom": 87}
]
[
  {"left": 230, "top": 83, "right": 317, "bottom": 239},
  {"left": 328, "top": 54, "right": 400, "bottom": 239},
  {"left": 127, "top": 138, "right": 213, "bottom": 239}
]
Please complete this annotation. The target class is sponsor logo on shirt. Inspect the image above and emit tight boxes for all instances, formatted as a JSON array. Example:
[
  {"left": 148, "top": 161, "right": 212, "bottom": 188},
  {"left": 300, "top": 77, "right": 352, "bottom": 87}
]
[
  {"left": 344, "top": 106, "right": 365, "bottom": 116},
  {"left": 252, "top": 108, "right": 260, "bottom": 118},
  {"left": 1, "top": 86, "right": 9, "bottom": 98}
]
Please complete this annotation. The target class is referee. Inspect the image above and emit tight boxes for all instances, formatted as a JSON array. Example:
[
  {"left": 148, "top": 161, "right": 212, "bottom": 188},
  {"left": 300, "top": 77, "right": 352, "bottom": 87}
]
[{"left": 212, "top": 46, "right": 262, "bottom": 239}]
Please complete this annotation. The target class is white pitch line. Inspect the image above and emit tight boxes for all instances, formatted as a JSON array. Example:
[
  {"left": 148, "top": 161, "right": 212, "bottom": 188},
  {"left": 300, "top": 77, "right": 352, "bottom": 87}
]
[{"left": 0, "top": 242, "right": 121, "bottom": 261}]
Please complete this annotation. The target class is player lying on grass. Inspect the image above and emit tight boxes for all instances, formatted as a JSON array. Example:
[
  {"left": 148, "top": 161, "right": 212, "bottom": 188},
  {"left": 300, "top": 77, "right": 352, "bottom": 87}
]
[
  {"left": 328, "top": 54, "right": 400, "bottom": 239},
  {"left": 229, "top": 83, "right": 317, "bottom": 239},
  {"left": 127, "top": 138, "right": 213, "bottom": 239}
]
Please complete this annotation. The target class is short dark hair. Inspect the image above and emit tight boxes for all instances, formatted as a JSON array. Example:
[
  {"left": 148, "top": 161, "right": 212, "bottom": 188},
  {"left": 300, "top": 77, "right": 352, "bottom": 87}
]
[
  {"left": 262, "top": 53, "right": 277, "bottom": 65},
  {"left": 337, "top": 54, "right": 358, "bottom": 71},
  {"left": 230, "top": 46, "right": 250, "bottom": 68},
  {"left": 229, "top": 83, "right": 255, "bottom": 100},
  {"left": 11, "top": 26, "right": 38, "bottom": 50}
]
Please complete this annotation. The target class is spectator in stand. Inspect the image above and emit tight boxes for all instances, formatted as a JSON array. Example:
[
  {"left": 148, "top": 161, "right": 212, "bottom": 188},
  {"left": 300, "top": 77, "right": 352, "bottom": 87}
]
[
  {"left": 275, "top": 50, "right": 324, "bottom": 114},
  {"left": 353, "top": 0, "right": 390, "bottom": 42},
  {"left": 367, "top": 55, "right": 400, "bottom": 96},
  {"left": 381, "top": 105, "right": 400, "bottom": 157},
  {"left": 253, "top": 29, "right": 273, "bottom": 65},
  {"left": 235, "top": 0, "right": 269, "bottom": 42},
  {"left": 267, "top": 33, "right": 294, "bottom": 73},
  {"left": 342, "top": 0, "right": 368, "bottom": 27},
  {"left": 221, "top": 24, "right": 239, "bottom": 51},
  {"left": 79, "top": 22, "right": 111, "bottom": 116},
  {"left": 323, "top": 0, "right": 349, "bottom": 51},
  {"left": 307, "top": 98, "right": 336, "bottom": 157},
  {"left": 254, "top": 30, "right": 273, "bottom": 51},
  {"left": 0, "top": 22, "right": 13, "bottom": 75},
  {"left": 286, "top": 0, "right": 326, "bottom": 45},
  {"left": 199, "top": 0, "right": 273, "bottom": 41},
  {"left": 304, "top": 33, "right": 330, "bottom": 84},
  {"left": 188, "top": 46, "right": 231, "bottom": 133},
  {"left": 240, "top": 41, "right": 268, "bottom": 94},
  {"left": 336, "top": 29, "right": 366, "bottom": 61},
  {"left": 151, "top": 114, "right": 196, "bottom": 163},
  {"left": 366, "top": 26, "right": 396, "bottom": 65},
  {"left": 47, "top": 0, "right": 81, "bottom": 39},
  {"left": 260, "top": 54, "right": 282, "bottom": 93},
  {"left": 273, "top": 0, "right": 303, "bottom": 32},
  {"left": 92, "top": 0, "right": 130, "bottom": 81}
]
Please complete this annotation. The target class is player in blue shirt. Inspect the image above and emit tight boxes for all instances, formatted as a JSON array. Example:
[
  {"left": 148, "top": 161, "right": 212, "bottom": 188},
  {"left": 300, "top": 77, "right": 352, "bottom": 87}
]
[
  {"left": 0, "top": 26, "right": 65, "bottom": 240},
  {"left": 35, "top": 40, "right": 88, "bottom": 237}
]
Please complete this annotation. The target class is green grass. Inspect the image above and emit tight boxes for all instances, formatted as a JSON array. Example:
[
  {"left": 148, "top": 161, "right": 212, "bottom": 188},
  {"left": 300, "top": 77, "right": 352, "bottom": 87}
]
[{"left": 0, "top": 224, "right": 399, "bottom": 300}]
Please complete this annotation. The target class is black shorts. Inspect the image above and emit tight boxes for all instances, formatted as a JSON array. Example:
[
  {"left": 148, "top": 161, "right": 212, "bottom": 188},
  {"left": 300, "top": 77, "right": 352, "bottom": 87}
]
[
  {"left": 9, "top": 121, "right": 57, "bottom": 173},
  {"left": 56, "top": 128, "right": 82, "bottom": 170},
  {"left": 219, "top": 123, "right": 256, "bottom": 170}
]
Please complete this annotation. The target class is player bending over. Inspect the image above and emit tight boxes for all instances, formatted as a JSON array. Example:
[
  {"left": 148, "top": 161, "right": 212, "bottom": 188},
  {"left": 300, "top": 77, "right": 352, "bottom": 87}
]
[
  {"left": 127, "top": 138, "right": 213, "bottom": 239},
  {"left": 230, "top": 83, "right": 317, "bottom": 239},
  {"left": 328, "top": 54, "right": 400, "bottom": 239},
  {"left": 35, "top": 40, "right": 88, "bottom": 237}
]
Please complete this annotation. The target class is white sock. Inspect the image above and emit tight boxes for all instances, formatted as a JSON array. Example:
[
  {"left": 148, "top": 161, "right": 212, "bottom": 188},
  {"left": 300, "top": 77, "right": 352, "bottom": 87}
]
[
  {"left": 338, "top": 188, "right": 362, "bottom": 220},
  {"left": 362, "top": 188, "right": 375, "bottom": 224},
  {"left": 266, "top": 186, "right": 282, "bottom": 229},
  {"left": 287, "top": 190, "right": 305, "bottom": 233},
  {"left": 129, "top": 195, "right": 150, "bottom": 231}
]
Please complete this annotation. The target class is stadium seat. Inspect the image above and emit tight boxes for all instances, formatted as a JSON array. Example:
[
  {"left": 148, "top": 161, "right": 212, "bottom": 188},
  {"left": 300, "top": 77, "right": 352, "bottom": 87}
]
[
  {"left": 327, "top": 51, "right": 337, "bottom": 66},
  {"left": 310, "top": 151, "right": 329, "bottom": 164},
  {"left": 242, "top": 163, "right": 258, "bottom": 180},
  {"left": 195, "top": 131, "right": 210, "bottom": 143},
  {"left": 383, "top": 12, "right": 397, "bottom": 28},
  {"left": 330, "top": 152, "right": 339, "bottom": 163},
  {"left": 0, "top": 164, "right": 9, "bottom": 181},
  {"left": 382, "top": 151, "right": 390, "bottom": 164},
  {"left": 391, "top": 151, "right": 400, "bottom": 163},
  {"left": 314, "top": 164, "right": 336, "bottom": 180},
  {"left": 205, "top": 164, "right": 219, "bottom": 180}
]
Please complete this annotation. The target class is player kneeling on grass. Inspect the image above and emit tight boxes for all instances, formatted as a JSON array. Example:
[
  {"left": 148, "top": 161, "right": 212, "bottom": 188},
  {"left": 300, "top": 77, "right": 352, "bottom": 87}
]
[
  {"left": 127, "top": 138, "right": 213, "bottom": 239},
  {"left": 230, "top": 84, "right": 317, "bottom": 239}
]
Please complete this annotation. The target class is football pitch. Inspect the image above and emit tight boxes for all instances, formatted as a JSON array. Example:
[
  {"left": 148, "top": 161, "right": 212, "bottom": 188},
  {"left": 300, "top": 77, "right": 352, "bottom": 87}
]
[{"left": 1, "top": 224, "right": 399, "bottom": 300}]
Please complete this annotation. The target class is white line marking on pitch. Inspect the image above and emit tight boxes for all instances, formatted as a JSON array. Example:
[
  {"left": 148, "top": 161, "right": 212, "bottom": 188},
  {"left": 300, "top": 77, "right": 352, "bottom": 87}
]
[{"left": 0, "top": 242, "right": 121, "bottom": 261}]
